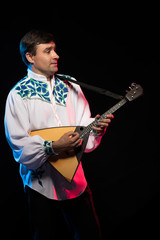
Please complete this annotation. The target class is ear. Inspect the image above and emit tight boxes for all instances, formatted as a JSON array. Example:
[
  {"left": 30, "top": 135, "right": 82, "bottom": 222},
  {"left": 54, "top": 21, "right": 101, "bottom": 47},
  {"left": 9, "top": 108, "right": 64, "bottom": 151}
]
[{"left": 26, "top": 52, "right": 35, "bottom": 64}]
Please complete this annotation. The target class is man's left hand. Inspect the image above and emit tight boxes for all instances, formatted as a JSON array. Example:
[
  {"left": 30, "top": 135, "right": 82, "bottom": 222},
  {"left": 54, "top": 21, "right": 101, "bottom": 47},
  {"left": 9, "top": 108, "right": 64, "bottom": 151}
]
[{"left": 92, "top": 114, "right": 114, "bottom": 135}]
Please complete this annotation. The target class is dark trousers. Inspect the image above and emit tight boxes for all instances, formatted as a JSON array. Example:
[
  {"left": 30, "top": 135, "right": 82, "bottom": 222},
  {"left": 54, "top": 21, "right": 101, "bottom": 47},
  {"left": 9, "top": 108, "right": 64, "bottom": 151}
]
[{"left": 25, "top": 186, "right": 102, "bottom": 240}]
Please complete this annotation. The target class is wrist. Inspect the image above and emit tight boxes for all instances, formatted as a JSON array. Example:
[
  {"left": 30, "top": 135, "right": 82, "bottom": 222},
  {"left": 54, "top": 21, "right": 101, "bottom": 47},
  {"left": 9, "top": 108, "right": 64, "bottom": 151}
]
[{"left": 51, "top": 141, "right": 60, "bottom": 154}]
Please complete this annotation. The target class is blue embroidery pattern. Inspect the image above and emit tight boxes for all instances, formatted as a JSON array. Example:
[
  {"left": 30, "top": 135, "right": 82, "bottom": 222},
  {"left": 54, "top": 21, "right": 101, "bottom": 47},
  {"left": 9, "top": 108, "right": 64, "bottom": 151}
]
[
  {"left": 31, "top": 169, "right": 44, "bottom": 187},
  {"left": 43, "top": 141, "right": 54, "bottom": 155},
  {"left": 15, "top": 78, "right": 51, "bottom": 102},
  {"left": 53, "top": 77, "right": 70, "bottom": 106}
]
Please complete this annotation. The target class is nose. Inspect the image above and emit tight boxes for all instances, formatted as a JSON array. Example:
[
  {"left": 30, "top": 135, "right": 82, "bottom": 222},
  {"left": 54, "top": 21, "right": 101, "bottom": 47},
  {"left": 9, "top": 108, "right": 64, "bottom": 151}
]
[{"left": 52, "top": 50, "right": 59, "bottom": 59}]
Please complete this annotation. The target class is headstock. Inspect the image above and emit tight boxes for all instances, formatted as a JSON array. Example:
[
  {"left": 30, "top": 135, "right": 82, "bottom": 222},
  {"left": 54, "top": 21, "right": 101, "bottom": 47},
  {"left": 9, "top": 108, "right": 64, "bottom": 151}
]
[{"left": 125, "top": 83, "right": 143, "bottom": 101}]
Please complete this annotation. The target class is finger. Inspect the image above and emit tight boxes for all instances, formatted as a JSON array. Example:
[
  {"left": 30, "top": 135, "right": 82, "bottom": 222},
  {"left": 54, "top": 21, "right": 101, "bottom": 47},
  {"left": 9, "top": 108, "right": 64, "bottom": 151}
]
[
  {"left": 99, "top": 118, "right": 111, "bottom": 123},
  {"left": 66, "top": 131, "right": 80, "bottom": 138},
  {"left": 95, "top": 114, "right": 114, "bottom": 119},
  {"left": 98, "top": 122, "right": 109, "bottom": 128},
  {"left": 79, "top": 139, "right": 83, "bottom": 145},
  {"left": 95, "top": 114, "right": 101, "bottom": 119},
  {"left": 76, "top": 138, "right": 83, "bottom": 148},
  {"left": 70, "top": 132, "right": 80, "bottom": 142},
  {"left": 92, "top": 125, "right": 108, "bottom": 131},
  {"left": 66, "top": 131, "right": 75, "bottom": 137},
  {"left": 106, "top": 114, "right": 114, "bottom": 119}
]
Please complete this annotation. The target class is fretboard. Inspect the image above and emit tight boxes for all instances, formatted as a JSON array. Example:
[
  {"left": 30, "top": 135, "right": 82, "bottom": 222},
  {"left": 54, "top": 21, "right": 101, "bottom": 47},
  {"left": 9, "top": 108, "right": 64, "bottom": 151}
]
[{"left": 80, "top": 98, "right": 127, "bottom": 138}]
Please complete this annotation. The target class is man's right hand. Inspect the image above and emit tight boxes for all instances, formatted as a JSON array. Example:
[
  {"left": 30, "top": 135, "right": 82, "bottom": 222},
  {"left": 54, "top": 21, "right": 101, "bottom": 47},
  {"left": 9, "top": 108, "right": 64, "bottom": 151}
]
[{"left": 52, "top": 131, "right": 82, "bottom": 154}]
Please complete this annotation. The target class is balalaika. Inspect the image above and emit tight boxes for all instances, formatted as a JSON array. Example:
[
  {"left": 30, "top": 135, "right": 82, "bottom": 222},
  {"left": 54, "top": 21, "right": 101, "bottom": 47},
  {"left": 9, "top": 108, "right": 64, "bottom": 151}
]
[{"left": 30, "top": 83, "right": 143, "bottom": 182}]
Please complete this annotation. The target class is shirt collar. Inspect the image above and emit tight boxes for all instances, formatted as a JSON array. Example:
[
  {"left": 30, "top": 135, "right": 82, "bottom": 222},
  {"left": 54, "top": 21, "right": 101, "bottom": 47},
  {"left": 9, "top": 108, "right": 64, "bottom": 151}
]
[{"left": 27, "top": 68, "right": 55, "bottom": 83}]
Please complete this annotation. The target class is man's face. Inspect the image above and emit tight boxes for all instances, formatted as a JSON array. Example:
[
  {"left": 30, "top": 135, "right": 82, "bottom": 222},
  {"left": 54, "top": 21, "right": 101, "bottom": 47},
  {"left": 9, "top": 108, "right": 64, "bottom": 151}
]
[{"left": 27, "top": 41, "right": 59, "bottom": 78}]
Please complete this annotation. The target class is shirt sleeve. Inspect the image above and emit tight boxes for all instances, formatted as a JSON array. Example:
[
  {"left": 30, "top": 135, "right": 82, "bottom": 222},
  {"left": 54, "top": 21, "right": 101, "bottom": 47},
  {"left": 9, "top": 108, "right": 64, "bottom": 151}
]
[
  {"left": 73, "top": 84, "right": 103, "bottom": 153},
  {"left": 4, "top": 91, "right": 52, "bottom": 170}
]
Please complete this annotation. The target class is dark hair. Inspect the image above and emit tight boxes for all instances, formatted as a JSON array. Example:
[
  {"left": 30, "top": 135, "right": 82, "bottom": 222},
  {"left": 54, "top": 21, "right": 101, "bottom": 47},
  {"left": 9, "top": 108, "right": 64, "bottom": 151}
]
[{"left": 19, "top": 30, "right": 55, "bottom": 66}]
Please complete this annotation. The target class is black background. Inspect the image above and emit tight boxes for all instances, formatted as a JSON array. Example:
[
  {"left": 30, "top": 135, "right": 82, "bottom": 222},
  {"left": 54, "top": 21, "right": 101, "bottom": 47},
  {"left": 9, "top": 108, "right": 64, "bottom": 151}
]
[{"left": 1, "top": 4, "right": 159, "bottom": 239}]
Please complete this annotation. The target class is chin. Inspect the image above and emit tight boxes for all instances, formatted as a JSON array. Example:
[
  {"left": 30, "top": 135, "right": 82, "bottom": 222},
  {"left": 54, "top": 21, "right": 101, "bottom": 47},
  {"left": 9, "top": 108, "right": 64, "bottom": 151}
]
[{"left": 52, "top": 67, "right": 58, "bottom": 74}]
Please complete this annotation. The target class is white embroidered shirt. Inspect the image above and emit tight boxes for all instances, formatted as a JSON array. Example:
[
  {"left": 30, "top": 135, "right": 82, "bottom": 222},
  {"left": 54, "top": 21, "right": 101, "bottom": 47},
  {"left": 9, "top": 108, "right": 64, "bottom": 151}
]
[{"left": 4, "top": 69, "right": 103, "bottom": 200}]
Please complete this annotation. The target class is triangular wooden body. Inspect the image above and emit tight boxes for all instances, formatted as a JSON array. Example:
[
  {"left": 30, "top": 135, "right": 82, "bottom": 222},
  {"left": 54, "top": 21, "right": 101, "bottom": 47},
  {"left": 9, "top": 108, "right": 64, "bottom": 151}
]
[{"left": 30, "top": 126, "right": 89, "bottom": 182}]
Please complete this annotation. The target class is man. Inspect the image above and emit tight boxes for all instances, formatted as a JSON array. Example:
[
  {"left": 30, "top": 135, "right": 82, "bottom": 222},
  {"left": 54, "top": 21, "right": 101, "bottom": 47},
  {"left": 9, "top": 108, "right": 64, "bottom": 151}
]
[{"left": 4, "top": 30, "right": 113, "bottom": 240}]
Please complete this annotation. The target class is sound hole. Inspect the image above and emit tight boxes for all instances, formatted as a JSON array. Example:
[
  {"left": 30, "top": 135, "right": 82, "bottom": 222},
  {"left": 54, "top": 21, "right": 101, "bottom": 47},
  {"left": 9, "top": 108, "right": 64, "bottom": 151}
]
[{"left": 80, "top": 127, "right": 84, "bottom": 131}]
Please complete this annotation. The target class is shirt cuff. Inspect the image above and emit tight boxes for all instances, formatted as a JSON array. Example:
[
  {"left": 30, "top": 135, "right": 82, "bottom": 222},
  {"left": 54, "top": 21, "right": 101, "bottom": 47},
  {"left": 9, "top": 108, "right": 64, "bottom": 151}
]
[{"left": 43, "top": 141, "right": 58, "bottom": 155}]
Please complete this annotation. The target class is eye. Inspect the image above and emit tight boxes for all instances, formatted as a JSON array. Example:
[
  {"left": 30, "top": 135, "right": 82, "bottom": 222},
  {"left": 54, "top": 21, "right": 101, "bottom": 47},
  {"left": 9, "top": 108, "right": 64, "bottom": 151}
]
[{"left": 46, "top": 50, "right": 51, "bottom": 54}]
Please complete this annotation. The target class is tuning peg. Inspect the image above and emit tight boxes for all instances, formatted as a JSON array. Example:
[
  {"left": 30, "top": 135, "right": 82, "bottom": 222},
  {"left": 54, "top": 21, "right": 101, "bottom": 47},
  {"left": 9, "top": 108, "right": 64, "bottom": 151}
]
[{"left": 131, "top": 83, "right": 137, "bottom": 87}]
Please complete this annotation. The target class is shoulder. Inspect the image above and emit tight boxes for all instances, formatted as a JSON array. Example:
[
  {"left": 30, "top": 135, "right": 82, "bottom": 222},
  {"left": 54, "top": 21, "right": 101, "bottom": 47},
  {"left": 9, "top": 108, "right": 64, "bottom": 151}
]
[
  {"left": 10, "top": 76, "right": 50, "bottom": 103},
  {"left": 56, "top": 73, "right": 88, "bottom": 103},
  {"left": 9, "top": 76, "right": 29, "bottom": 95},
  {"left": 56, "top": 74, "right": 76, "bottom": 81},
  {"left": 55, "top": 73, "right": 81, "bottom": 92},
  {"left": 6, "top": 76, "right": 29, "bottom": 103}
]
